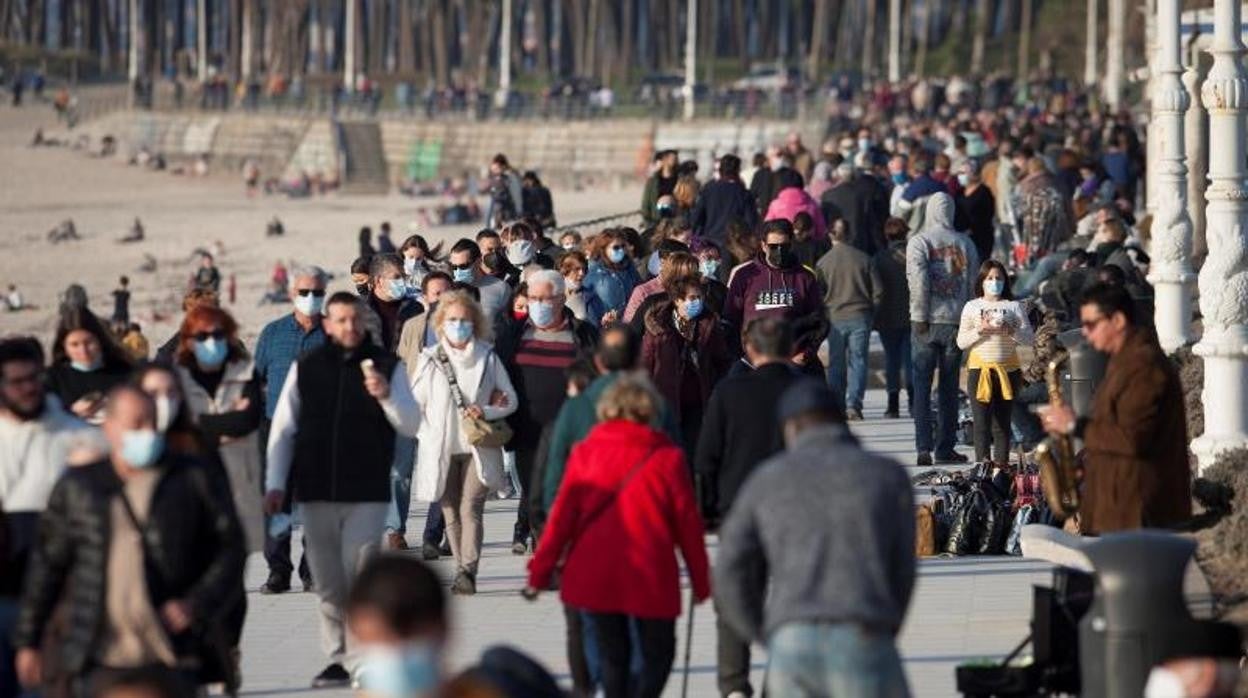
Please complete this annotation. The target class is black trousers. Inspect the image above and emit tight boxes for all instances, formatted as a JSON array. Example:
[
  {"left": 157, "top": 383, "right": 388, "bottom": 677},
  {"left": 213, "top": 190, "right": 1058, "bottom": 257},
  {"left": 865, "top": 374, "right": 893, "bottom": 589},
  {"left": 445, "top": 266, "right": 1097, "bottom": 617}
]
[
  {"left": 563, "top": 605, "right": 592, "bottom": 695},
  {"left": 259, "top": 419, "right": 310, "bottom": 582},
  {"left": 967, "top": 368, "right": 1021, "bottom": 463},
  {"left": 512, "top": 445, "right": 537, "bottom": 544},
  {"left": 586, "top": 613, "right": 676, "bottom": 698},
  {"left": 715, "top": 552, "right": 765, "bottom": 696}
]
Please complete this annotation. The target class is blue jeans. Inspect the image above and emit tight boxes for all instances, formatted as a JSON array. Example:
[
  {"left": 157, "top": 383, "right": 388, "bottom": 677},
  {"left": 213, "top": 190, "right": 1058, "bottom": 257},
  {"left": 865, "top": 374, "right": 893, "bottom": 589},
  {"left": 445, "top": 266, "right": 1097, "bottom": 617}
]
[
  {"left": 767, "top": 622, "right": 909, "bottom": 698},
  {"left": 385, "top": 436, "right": 417, "bottom": 534},
  {"left": 911, "top": 323, "right": 962, "bottom": 456},
  {"left": 826, "top": 315, "right": 871, "bottom": 412},
  {"left": 876, "top": 327, "right": 912, "bottom": 395}
]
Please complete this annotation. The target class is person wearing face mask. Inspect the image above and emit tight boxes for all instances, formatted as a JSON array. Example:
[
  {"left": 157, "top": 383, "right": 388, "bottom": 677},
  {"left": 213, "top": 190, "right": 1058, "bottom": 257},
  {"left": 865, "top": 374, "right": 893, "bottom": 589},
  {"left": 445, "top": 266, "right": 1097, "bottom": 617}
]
[
  {"left": 400, "top": 233, "right": 442, "bottom": 289},
  {"left": 497, "top": 270, "right": 600, "bottom": 556},
  {"left": 558, "top": 230, "right": 583, "bottom": 252},
  {"left": 253, "top": 265, "right": 327, "bottom": 590},
  {"left": 641, "top": 149, "right": 680, "bottom": 226},
  {"left": 724, "top": 219, "right": 826, "bottom": 375},
  {"left": 0, "top": 337, "right": 105, "bottom": 697},
  {"left": 411, "top": 292, "right": 518, "bottom": 595},
  {"left": 14, "top": 386, "right": 246, "bottom": 697},
  {"left": 641, "top": 276, "right": 730, "bottom": 460},
  {"left": 265, "top": 293, "right": 421, "bottom": 688},
  {"left": 347, "top": 556, "right": 450, "bottom": 698},
  {"left": 886, "top": 154, "right": 911, "bottom": 218},
  {"left": 955, "top": 158, "right": 997, "bottom": 265},
  {"left": 624, "top": 241, "right": 695, "bottom": 324},
  {"left": 583, "top": 229, "right": 642, "bottom": 326},
  {"left": 173, "top": 305, "right": 265, "bottom": 553},
  {"left": 45, "top": 306, "right": 135, "bottom": 424},
  {"left": 956, "top": 261, "right": 1033, "bottom": 465},
  {"left": 447, "top": 239, "right": 512, "bottom": 331},
  {"left": 361, "top": 253, "right": 425, "bottom": 354},
  {"left": 694, "top": 241, "right": 729, "bottom": 317},
  {"left": 351, "top": 256, "right": 373, "bottom": 297},
  {"left": 559, "top": 251, "right": 593, "bottom": 321}
]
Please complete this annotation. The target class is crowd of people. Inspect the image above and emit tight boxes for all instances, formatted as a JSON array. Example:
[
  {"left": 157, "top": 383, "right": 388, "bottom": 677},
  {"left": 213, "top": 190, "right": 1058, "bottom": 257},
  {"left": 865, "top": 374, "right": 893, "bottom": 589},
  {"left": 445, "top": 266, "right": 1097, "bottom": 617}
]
[{"left": 0, "top": 72, "right": 1202, "bottom": 698}]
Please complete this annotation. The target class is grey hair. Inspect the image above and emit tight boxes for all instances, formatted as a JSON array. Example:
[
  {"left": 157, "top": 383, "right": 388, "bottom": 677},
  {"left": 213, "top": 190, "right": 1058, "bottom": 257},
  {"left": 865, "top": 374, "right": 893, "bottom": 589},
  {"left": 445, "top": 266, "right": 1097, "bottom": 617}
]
[
  {"left": 291, "top": 264, "right": 328, "bottom": 286},
  {"left": 368, "top": 252, "right": 404, "bottom": 279},
  {"left": 527, "top": 269, "right": 566, "bottom": 297}
]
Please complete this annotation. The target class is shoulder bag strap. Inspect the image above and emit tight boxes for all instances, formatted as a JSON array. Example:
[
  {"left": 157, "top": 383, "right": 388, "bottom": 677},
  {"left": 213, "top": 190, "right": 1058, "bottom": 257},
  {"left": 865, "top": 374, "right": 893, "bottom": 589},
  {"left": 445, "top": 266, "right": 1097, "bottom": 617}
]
[
  {"left": 570, "top": 444, "right": 660, "bottom": 550},
  {"left": 433, "top": 346, "right": 470, "bottom": 410}
]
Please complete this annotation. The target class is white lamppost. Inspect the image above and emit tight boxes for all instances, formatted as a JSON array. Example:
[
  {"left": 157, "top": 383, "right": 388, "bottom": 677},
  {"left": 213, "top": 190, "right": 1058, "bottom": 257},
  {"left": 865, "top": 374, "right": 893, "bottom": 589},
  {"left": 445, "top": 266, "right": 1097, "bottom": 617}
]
[{"left": 1194, "top": 0, "right": 1248, "bottom": 471}]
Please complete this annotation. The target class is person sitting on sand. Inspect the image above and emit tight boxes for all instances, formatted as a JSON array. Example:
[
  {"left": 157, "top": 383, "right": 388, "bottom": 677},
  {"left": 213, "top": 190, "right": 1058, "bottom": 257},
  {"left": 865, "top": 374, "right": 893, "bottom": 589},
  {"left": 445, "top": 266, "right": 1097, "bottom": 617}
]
[
  {"left": 5, "top": 284, "right": 24, "bottom": 311},
  {"left": 119, "top": 217, "right": 145, "bottom": 243}
]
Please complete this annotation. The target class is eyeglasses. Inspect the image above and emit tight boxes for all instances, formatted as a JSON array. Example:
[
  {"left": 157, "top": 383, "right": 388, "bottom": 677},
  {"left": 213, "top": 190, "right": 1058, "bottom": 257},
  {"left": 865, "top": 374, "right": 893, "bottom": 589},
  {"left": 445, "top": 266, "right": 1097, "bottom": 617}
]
[
  {"left": 608, "top": 245, "right": 627, "bottom": 252},
  {"left": 766, "top": 243, "right": 792, "bottom": 251},
  {"left": 449, "top": 262, "right": 474, "bottom": 271},
  {"left": 295, "top": 288, "right": 326, "bottom": 297},
  {"left": 1080, "top": 315, "right": 1108, "bottom": 331},
  {"left": 192, "top": 330, "right": 226, "bottom": 342}
]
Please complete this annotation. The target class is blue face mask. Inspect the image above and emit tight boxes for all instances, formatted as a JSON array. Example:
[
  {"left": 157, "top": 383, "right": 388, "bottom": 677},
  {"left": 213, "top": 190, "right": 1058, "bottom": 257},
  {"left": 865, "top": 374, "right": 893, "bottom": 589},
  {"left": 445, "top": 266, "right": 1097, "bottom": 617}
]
[
  {"left": 983, "top": 278, "right": 1006, "bottom": 297},
  {"left": 607, "top": 246, "right": 628, "bottom": 264},
  {"left": 193, "top": 337, "right": 228, "bottom": 368},
  {"left": 121, "top": 429, "right": 164, "bottom": 469},
  {"left": 957, "top": 173, "right": 971, "bottom": 187},
  {"left": 699, "top": 259, "right": 720, "bottom": 278},
  {"left": 528, "top": 300, "right": 556, "bottom": 327},
  {"left": 358, "top": 644, "right": 440, "bottom": 698},
  {"left": 70, "top": 358, "right": 101, "bottom": 372},
  {"left": 452, "top": 267, "right": 474, "bottom": 284},
  {"left": 443, "top": 319, "right": 474, "bottom": 344},
  {"left": 647, "top": 252, "right": 662, "bottom": 277},
  {"left": 684, "top": 298, "right": 705, "bottom": 319},
  {"left": 293, "top": 293, "right": 324, "bottom": 317},
  {"left": 891, "top": 173, "right": 907, "bottom": 185},
  {"left": 386, "top": 278, "right": 409, "bottom": 300}
]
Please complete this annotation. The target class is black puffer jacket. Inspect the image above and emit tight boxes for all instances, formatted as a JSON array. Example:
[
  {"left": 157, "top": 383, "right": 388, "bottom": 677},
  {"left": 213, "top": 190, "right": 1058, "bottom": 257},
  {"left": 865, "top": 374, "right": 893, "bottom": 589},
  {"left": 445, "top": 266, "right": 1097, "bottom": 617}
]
[{"left": 15, "top": 455, "right": 246, "bottom": 680}]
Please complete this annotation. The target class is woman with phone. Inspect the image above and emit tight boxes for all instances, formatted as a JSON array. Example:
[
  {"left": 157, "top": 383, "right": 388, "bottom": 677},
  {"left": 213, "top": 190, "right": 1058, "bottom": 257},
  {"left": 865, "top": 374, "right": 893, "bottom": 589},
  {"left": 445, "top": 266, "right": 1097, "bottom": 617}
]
[{"left": 46, "top": 306, "right": 134, "bottom": 424}]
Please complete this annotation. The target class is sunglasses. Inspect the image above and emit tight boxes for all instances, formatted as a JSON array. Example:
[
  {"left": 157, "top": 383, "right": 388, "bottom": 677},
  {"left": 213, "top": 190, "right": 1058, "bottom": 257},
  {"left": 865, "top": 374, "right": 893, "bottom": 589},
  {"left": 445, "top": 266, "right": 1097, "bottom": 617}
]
[
  {"left": 449, "top": 262, "right": 475, "bottom": 271},
  {"left": 192, "top": 330, "right": 226, "bottom": 342},
  {"left": 1080, "top": 316, "right": 1107, "bottom": 331},
  {"left": 296, "top": 288, "right": 326, "bottom": 297},
  {"left": 609, "top": 245, "right": 627, "bottom": 252},
  {"left": 766, "top": 243, "right": 792, "bottom": 251}
]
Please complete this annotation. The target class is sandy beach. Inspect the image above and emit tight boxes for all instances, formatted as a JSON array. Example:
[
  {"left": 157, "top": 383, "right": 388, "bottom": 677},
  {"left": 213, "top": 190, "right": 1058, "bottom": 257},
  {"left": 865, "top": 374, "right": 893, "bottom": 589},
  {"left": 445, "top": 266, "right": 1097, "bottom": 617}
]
[{"left": 0, "top": 104, "right": 640, "bottom": 348}]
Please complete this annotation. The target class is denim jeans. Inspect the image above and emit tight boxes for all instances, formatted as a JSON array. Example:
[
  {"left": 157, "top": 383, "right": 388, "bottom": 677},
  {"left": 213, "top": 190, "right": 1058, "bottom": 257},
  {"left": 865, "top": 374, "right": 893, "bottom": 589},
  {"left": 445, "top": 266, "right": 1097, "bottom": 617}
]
[
  {"left": 825, "top": 314, "right": 871, "bottom": 412},
  {"left": 767, "top": 622, "right": 909, "bottom": 698},
  {"left": 384, "top": 435, "right": 417, "bottom": 534},
  {"left": 1011, "top": 381, "right": 1049, "bottom": 449},
  {"left": 876, "top": 327, "right": 912, "bottom": 395},
  {"left": 585, "top": 613, "right": 675, "bottom": 698},
  {"left": 911, "top": 323, "right": 962, "bottom": 456}
]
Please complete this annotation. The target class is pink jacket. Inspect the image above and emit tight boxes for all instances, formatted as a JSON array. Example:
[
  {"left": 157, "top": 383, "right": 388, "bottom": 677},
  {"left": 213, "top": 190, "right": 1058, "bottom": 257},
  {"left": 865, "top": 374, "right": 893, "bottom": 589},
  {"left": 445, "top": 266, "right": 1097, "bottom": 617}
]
[{"left": 765, "top": 187, "right": 827, "bottom": 240}]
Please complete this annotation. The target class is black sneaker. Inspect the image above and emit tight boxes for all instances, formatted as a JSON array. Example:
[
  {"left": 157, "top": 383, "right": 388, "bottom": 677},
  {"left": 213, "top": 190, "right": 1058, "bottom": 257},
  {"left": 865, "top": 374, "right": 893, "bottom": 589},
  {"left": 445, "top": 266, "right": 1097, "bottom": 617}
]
[
  {"left": 439, "top": 540, "right": 452, "bottom": 556},
  {"left": 451, "top": 571, "right": 477, "bottom": 595},
  {"left": 935, "top": 451, "right": 970, "bottom": 464},
  {"left": 311, "top": 663, "right": 350, "bottom": 688},
  {"left": 916, "top": 452, "right": 934, "bottom": 467},
  {"left": 301, "top": 575, "right": 315, "bottom": 593},
  {"left": 259, "top": 573, "right": 291, "bottom": 595},
  {"left": 421, "top": 541, "right": 441, "bottom": 560}
]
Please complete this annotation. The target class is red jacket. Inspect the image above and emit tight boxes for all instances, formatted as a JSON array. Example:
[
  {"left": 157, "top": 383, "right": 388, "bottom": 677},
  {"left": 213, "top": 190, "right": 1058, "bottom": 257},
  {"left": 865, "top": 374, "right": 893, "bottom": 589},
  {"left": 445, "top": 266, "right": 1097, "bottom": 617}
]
[{"left": 528, "top": 420, "right": 711, "bottom": 618}]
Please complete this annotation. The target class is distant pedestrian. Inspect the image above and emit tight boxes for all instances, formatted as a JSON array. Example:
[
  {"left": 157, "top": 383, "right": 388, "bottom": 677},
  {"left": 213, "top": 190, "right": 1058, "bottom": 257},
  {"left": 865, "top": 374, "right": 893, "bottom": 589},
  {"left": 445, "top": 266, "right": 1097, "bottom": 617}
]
[
  {"left": 111, "top": 276, "right": 131, "bottom": 326},
  {"left": 814, "top": 217, "right": 883, "bottom": 420},
  {"left": 873, "top": 217, "right": 914, "bottom": 418},
  {"left": 193, "top": 253, "right": 221, "bottom": 294}
]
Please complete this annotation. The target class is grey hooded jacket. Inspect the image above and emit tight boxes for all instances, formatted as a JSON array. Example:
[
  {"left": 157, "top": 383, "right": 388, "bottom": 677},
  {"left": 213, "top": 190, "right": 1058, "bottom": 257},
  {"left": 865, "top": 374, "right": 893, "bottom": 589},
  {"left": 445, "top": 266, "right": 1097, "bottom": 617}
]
[{"left": 905, "top": 193, "right": 980, "bottom": 325}]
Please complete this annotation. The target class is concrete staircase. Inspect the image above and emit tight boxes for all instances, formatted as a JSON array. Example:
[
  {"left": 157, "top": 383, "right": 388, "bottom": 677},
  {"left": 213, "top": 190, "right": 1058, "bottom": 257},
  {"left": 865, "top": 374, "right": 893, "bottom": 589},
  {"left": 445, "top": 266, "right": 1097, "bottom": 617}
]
[{"left": 338, "top": 121, "right": 389, "bottom": 195}]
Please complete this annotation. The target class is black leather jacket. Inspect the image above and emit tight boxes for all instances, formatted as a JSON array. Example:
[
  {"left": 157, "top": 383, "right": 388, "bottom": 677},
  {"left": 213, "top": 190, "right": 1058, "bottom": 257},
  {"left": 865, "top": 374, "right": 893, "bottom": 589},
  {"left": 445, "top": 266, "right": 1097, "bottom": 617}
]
[{"left": 14, "top": 455, "right": 246, "bottom": 679}]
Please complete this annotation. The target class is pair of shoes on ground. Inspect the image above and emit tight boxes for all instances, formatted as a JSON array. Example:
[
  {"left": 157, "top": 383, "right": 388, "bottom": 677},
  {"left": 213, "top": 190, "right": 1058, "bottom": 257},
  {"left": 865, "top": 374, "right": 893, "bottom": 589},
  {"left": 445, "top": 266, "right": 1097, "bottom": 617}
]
[
  {"left": 916, "top": 451, "right": 970, "bottom": 467},
  {"left": 420, "top": 538, "right": 453, "bottom": 560},
  {"left": 259, "top": 571, "right": 313, "bottom": 595}
]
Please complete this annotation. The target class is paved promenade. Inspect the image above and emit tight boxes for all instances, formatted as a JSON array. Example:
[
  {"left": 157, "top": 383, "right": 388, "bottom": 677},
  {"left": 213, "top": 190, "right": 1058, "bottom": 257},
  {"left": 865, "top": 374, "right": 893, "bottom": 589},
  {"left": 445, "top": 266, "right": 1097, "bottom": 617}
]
[{"left": 238, "top": 387, "right": 1053, "bottom": 697}]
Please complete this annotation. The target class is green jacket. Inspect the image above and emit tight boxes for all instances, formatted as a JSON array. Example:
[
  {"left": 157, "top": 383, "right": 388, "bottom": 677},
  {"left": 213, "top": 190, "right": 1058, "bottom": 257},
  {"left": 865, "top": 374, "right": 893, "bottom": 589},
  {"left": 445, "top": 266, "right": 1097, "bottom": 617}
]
[
  {"left": 640, "top": 175, "right": 660, "bottom": 226},
  {"left": 542, "top": 371, "right": 681, "bottom": 510}
]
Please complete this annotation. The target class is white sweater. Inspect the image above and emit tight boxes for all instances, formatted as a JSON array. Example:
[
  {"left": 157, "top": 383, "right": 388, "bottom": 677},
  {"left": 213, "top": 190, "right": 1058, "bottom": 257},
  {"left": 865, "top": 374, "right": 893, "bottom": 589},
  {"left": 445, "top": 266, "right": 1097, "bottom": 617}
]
[
  {"left": 0, "top": 397, "right": 105, "bottom": 512},
  {"left": 957, "top": 297, "right": 1034, "bottom": 363}
]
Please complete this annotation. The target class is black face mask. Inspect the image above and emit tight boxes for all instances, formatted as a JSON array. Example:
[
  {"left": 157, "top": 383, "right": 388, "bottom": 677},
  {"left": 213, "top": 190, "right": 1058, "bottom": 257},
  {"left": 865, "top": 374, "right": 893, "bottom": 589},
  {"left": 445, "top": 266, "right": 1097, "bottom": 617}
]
[
  {"left": 355, "top": 284, "right": 370, "bottom": 297},
  {"left": 484, "top": 251, "right": 510, "bottom": 273},
  {"left": 765, "top": 244, "right": 794, "bottom": 269}
]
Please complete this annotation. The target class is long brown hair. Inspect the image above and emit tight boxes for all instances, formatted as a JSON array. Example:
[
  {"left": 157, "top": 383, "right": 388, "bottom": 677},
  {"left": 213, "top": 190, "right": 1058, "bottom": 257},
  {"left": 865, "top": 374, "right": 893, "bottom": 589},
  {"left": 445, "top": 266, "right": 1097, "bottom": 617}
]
[
  {"left": 974, "top": 259, "right": 1014, "bottom": 300},
  {"left": 50, "top": 306, "right": 134, "bottom": 369}
]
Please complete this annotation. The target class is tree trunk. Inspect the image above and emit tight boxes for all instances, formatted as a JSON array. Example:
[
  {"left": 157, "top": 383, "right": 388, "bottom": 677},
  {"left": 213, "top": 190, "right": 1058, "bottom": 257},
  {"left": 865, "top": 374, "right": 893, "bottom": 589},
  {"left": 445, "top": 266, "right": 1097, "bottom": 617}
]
[
  {"left": 666, "top": 0, "right": 678, "bottom": 70},
  {"left": 971, "top": 0, "right": 988, "bottom": 74},
  {"left": 399, "top": 0, "right": 414, "bottom": 74},
  {"left": 808, "top": 0, "right": 828, "bottom": 82},
  {"left": 914, "top": 0, "right": 928, "bottom": 77},
  {"left": 618, "top": 0, "right": 633, "bottom": 85},
  {"left": 899, "top": 0, "right": 910, "bottom": 76},
  {"left": 585, "top": 0, "right": 599, "bottom": 79},
  {"left": 533, "top": 0, "right": 549, "bottom": 79},
  {"left": 564, "top": 0, "right": 583, "bottom": 76},
  {"left": 432, "top": 0, "right": 448, "bottom": 86},
  {"left": 1018, "top": 0, "right": 1031, "bottom": 79}
]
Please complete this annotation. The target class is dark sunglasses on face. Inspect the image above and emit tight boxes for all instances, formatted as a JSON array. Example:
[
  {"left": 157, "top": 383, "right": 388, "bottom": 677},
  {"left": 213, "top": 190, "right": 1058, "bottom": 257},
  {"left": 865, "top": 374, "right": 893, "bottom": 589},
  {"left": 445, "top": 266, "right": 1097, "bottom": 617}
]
[
  {"left": 193, "top": 330, "right": 226, "bottom": 342},
  {"left": 1080, "top": 316, "right": 1107, "bottom": 331},
  {"left": 766, "top": 243, "right": 792, "bottom": 251},
  {"left": 296, "top": 288, "right": 327, "bottom": 297},
  {"left": 450, "top": 262, "right": 474, "bottom": 270}
]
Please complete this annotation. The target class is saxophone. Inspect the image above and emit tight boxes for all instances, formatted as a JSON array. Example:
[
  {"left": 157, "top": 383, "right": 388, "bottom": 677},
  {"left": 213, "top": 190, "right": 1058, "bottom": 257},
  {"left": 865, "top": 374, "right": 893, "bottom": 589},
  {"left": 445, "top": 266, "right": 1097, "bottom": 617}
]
[{"left": 1035, "top": 358, "right": 1080, "bottom": 518}]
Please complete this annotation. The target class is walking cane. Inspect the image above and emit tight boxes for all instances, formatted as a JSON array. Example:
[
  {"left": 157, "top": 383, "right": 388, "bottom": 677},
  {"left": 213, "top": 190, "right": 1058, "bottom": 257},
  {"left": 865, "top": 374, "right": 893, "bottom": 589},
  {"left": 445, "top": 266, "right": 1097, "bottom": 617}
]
[{"left": 681, "top": 585, "right": 696, "bottom": 698}]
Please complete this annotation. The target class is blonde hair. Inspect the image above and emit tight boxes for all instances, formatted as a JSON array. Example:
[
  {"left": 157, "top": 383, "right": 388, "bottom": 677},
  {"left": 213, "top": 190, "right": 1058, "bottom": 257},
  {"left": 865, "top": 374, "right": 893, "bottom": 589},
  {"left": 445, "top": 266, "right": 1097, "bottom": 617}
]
[
  {"left": 673, "top": 176, "right": 700, "bottom": 210},
  {"left": 596, "top": 373, "right": 661, "bottom": 425},
  {"left": 431, "top": 290, "right": 492, "bottom": 343}
]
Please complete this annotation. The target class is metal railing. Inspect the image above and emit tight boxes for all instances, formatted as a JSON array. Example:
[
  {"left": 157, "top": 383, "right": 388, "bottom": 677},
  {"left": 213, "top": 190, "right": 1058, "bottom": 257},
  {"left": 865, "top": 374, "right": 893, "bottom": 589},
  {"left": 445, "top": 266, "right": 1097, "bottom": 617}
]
[{"left": 552, "top": 210, "right": 643, "bottom": 234}]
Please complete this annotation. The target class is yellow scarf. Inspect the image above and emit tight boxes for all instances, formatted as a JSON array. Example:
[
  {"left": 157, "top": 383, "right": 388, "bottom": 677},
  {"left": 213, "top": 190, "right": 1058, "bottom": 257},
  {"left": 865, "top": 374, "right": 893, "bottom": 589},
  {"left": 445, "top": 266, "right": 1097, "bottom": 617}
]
[{"left": 966, "top": 351, "right": 1019, "bottom": 402}]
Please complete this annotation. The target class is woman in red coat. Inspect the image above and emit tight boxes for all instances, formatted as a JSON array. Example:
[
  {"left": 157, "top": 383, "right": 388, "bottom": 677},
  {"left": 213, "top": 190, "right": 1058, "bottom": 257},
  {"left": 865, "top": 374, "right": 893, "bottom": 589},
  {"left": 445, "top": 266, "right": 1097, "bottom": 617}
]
[
  {"left": 641, "top": 275, "right": 731, "bottom": 458},
  {"left": 526, "top": 374, "right": 711, "bottom": 698}
]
